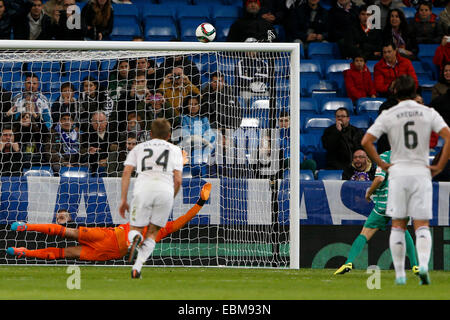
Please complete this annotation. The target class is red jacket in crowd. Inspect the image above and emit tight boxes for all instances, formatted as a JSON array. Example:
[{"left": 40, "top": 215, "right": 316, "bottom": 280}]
[
  {"left": 344, "top": 62, "right": 376, "bottom": 102},
  {"left": 373, "top": 53, "right": 419, "bottom": 95},
  {"left": 433, "top": 42, "right": 450, "bottom": 74}
]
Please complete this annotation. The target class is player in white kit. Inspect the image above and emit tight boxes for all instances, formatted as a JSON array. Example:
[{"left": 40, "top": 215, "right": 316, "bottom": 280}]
[
  {"left": 361, "top": 75, "right": 450, "bottom": 285},
  {"left": 119, "top": 118, "right": 183, "bottom": 279}
]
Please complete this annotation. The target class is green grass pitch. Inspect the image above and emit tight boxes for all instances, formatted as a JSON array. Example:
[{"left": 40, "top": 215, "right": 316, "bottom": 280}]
[{"left": 0, "top": 266, "right": 449, "bottom": 300}]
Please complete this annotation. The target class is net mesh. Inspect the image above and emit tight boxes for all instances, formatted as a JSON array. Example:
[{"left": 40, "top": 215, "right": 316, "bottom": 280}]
[{"left": 0, "top": 47, "right": 292, "bottom": 268}]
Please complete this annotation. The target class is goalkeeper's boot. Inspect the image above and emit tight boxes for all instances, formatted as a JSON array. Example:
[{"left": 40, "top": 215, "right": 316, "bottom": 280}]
[
  {"left": 412, "top": 265, "right": 420, "bottom": 277},
  {"left": 395, "top": 276, "right": 406, "bottom": 285},
  {"left": 131, "top": 269, "right": 141, "bottom": 279},
  {"left": 127, "top": 234, "right": 143, "bottom": 264},
  {"left": 418, "top": 266, "right": 431, "bottom": 285},
  {"left": 11, "top": 222, "right": 27, "bottom": 232},
  {"left": 334, "top": 262, "right": 353, "bottom": 275},
  {"left": 6, "top": 247, "right": 28, "bottom": 258}
]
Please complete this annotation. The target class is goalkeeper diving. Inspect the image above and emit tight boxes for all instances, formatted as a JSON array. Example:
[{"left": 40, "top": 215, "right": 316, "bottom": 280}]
[
  {"left": 6, "top": 182, "right": 211, "bottom": 261},
  {"left": 334, "top": 150, "right": 419, "bottom": 275}
]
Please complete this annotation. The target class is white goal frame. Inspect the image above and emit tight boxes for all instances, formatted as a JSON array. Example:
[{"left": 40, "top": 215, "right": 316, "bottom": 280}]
[{"left": 0, "top": 40, "right": 300, "bottom": 269}]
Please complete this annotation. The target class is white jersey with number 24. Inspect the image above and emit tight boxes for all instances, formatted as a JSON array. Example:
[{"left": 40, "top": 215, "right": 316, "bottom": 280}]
[
  {"left": 367, "top": 100, "right": 448, "bottom": 178},
  {"left": 124, "top": 138, "right": 183, "bottom": 188}
]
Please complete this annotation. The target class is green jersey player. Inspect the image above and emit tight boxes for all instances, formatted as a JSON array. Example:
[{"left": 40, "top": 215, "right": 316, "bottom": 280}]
[{"left": 334, "top": 151, "right": 419, "bottom": 275}]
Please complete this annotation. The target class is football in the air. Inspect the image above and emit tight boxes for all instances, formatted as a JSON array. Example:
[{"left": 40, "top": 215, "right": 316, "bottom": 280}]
[{"left": 195, "top": 23, "right": 216, "bottom": 43}]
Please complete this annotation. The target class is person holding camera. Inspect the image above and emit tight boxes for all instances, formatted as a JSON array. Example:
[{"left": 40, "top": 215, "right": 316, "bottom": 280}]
[{"left": 158, "top": 67, "right": 200, "bottom": 116}]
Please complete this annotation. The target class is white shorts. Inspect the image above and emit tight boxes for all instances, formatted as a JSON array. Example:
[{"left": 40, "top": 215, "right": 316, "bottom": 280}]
[
  {"left": 386, "top": 175, "right": 433, "bottom": 220},
  {"left": 129, "top": 181, "right": 174, "bottom": 228}
]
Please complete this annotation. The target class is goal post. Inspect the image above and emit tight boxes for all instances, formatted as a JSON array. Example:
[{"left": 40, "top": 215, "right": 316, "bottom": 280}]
[{"left": 0, "top": 40, "right": 300, "bottom": 269}]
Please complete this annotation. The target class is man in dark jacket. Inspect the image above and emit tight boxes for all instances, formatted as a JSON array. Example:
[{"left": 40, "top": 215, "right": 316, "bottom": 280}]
[
  {"left": 284, "top": 0, "right": 328, "bottom": 44},
  {"left": 0, "top": 0, "right": 33, "bottom": 39},
  {"left": 13, "top": 0, "right": 53, "bottom": 40},
  {"left": 342, "top": 148, "right": 377, "bottom": 181},
  {"left": 227, "top": 0, "right": 277, "bottom": 43},
  {"left": 322, "top": 107, "right": 365, "bottom": 170}
]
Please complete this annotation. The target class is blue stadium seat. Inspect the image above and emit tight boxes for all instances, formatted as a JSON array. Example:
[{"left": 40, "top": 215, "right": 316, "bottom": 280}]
[
  {"left": 210, "top": 4, "right": 240, "bottom": 23},
  {"left": 177, "top": 4, "right": 211, "bottom": 20},
  {"left": 303, "top": 115, "right": 334, "bottom": 133},
  {"left": 112, "top": 3, "right": 139, "bottom": 22},
  {"left": 412, "top": 61, "right": 432, "bottom": 80},
  {"left": 307, "top": 42, "right": 341, "bottom": 60},
  {"left": 111, "top": 17, "right": 142, "bottom": 41},
  {"left": 144, "top": 17, "right": 178, "bottom": 41},
  {"left": 214, "top": 18, "right": 234, "bottom": 41},
  {"left": 180, "top": 18, "right": 209, "bottom": 41},
  {"left": 432, "top": 7, "right": 444, "bottom": 17},
  {"left": 325, "top": 59, "right": 351, "bottom": 75},
  {"left": 60, "top": 166, "right": 90, "bottom": 178},
  {"left": 23, "top": 166, "right": 54, "bottom": 177},
  {"left": 300, "top": 133, "right": 322, "bottom": 154},
  {"left": 158, "top": 0, "right": 193, "bottom": 4},
  {"left": 300, "top": 59, "right": 323, "bottom": 78},
  {"left": 355, "top": 98, "right": 385, "bottom": 120},
  {"left": 142, "top": 4, "right": 177, "bottom": 20},
  {"left": 300, "top": 73, "right": 321, "bottom": 96},
  {"left": 300, "top": 170, "right": 315, "bottom": 180},
  {"left": 0, "top": 61, "right": 22, "bottom": 72},
  {"left": 300, "top": 97, "right": 319, "bottom": 114},
  {"left": 418, "top": 44, "right": 440, "bottom": 80},
  {"left": 349, "top": 114, "right": 370, "bottom": 131},
  {"left": 418, "top": 77, "right": 436, "bottom": 105},
  {"left": 27, "top": 61, "right": 61, "bottom": 73},
  {"left": 319, "top": 97, "right": 354, "bottom": 115},
  {"left": 307, "top": 80, "right": 338, "bottom": 99},
  {"left": 365, "top": 60, "right": 377, "bottom": 73},
  {"left": 64, "top": 60, "right": 98, "bottom": 72},
  {"left": 317, "top": 169, "right": 343, "bottom": 180}
]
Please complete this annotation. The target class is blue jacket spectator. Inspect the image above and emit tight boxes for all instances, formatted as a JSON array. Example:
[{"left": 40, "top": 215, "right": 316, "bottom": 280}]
[{"left": 180, "top": 95, "right": 216, "bottom": 165}]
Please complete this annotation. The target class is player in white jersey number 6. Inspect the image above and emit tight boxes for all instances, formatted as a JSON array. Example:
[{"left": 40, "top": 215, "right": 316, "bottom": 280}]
[
  {"left": 361, "top": 75, "right": 450, "bottom": 285},
  {"left": 119, "top": 118, "right": 184, "bottom": 279}
]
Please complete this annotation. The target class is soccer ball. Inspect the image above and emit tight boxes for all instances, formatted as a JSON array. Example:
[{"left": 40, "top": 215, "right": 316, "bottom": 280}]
[{"left": 195, "top": 23, "right": 216, "bottom": 43}]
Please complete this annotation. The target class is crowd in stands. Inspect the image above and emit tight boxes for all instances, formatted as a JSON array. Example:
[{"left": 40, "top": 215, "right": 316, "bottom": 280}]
[{"left": 0, "top": 0, "right": 448, "bottom": 183}]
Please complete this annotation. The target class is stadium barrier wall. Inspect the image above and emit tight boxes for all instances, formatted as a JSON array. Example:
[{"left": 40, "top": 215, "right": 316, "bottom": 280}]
[{"left": 0, "top": 178, "right": 449, "bottom": 269}]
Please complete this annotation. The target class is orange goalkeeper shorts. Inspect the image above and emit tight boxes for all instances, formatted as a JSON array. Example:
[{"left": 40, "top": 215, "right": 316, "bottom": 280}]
[{"left": 78, "top": 226, "right": 128, "bottom": 261}]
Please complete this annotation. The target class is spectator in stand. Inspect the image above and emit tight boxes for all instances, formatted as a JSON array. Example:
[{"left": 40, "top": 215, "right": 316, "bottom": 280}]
[
  {"left": 201, "top": 72, "right": 241, "bottom": 131},
  {"left": 108, "top": 59, "right": 134, "bottom": 104},
  {"left": 0, "top": 0, "right": 33, "bottom": 40},
  {"left": 327, "top": 0, "right": 360, "bottom": 59},
  {"left": 410, "top": 2, "right": 444, "bottom": 44},
  {"left": 321, "top": 107, "right": 365, "bottom": 171},
  {"left": 180, "top": 95, "right": 216, "bottom": 166},
  {"left": 13, "top": 111, "right": 50, "bottom": 168},
  {"left": 14, "top": 0, "right": 54, "bottom": 40},
  {"left": 159, "top": 55, "right": 201, "bottom": 89},
  {"left": 132, "top": 56, "right": 160, "bottom": 91},
  {"left": 51, "top": 82, "right": 80, "bottom": 125},
  {"left": 373, "top": 41, "right": 418, "bottom": 97},
  {"left": 108, "top": 131, "right": 137, "bottom": 177},
  {"left": 342, "top": 148, "right": 377, "bottom": 181},
  {"left": 7, "top": 73, "right": 52, "bottom": 130},
  {"left": 227, "top": 0, "right": 277, "bottom": 43},
  {"left": 78, "top": 76, "right": 114, "bottom": 133},
  {"left": 344, "top": 53, "right": 377, "bottom": 103},
  {"left": 255, "top": 0, "right": 286, "bottom": 25},
  {"left": 137, "top": 89, "right": 179, "bottom": 131},
  {"left": 158, "top": 67, "right": 200, "bottom": 116},
  {"left": 82, "top": 110, "right": 118, "bottom": 175},
  {"left": 55, "top": 0, "right": 84, "bottom": 40},
  {"left": 117, "top": 111, "right": 148, "bottom": 143},
  {"left": 375, "top": 0, "right": 405, "bottom": 30},
  {"left": 81, "top": 0, "right": 114, "bottom": 41},
  {"left": 346, "top": 5, "right": 383, "bottom": 61},
  {"left": 439, "top": 0, "right": 450, "bottom": 34},
  {"left": 0, "top": 75, "right": 12, "bottom": 124},
  {"left": 0, "top": 125, "right": 22, "bottom": 176},
  {"left": 433, "top": 34, "right": 450, "bottom": 74},
  {"left": 283, "top": 0, "right": 328, "bottom": 45},
  {"left": 432, "top": 61, "right": 450, "bottom": 99},
  {"left": 382, "top": 8, "right": 418, "bottom": 60},
  {"left": 50, "top": 112, "right": 87, "bottom": 174}
]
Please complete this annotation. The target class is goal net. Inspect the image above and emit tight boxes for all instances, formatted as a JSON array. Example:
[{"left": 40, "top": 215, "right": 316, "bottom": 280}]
[{"left": 0, "top": 41, "right": 300, "bottom": 269}]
